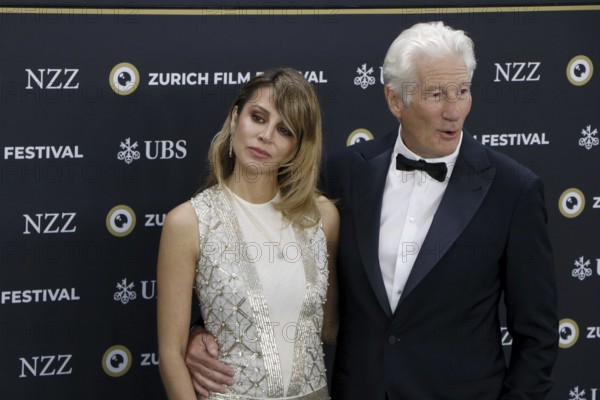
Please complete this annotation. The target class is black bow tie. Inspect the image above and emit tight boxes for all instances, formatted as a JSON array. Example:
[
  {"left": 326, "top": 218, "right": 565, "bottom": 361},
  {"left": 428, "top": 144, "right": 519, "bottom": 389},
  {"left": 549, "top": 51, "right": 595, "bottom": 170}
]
[{"left": 395, "top": 153, "right": 447, "bottom": 182}]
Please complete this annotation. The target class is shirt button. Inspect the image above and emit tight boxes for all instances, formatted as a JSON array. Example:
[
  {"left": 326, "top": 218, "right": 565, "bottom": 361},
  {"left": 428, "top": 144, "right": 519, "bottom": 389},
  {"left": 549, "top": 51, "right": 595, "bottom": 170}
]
[
  {"left": 409, "top": 217, "right": 415, "bottom": 223},
  {"left": 388, "top": 335, "right": 397, "bottom": 345}
]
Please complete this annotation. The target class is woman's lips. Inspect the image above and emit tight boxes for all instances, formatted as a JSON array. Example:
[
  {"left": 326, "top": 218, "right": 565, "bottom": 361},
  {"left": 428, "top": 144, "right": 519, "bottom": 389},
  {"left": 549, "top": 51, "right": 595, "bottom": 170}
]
[{"left": 248, "top": 146, "right": 271, "bottom": 158}]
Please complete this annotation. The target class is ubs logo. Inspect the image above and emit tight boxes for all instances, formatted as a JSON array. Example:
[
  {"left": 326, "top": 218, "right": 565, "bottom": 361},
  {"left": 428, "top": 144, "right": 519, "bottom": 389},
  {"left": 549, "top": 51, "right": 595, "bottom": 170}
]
[
  {"left": 109, "top": 62, "right": 140, "bottom": 95},
  {"left": 578, "top": 125, "right": 599, "bottom": 150},
  {"left": 569, "top": 386, "right": 599, "bottom": 400},
  {"left": 113, "top": 279, "right": 157, "bottom": 304},
  {"left": 567, "top": 55, "right": 593, "bottom": 86},
  {"left": 102, "top": 345, "right": 132, "bottom": 377},
  {"left": 117, "top": 138, "right": 141, "bottom": 164},
  {"left": 114, "top": 278, "right": 137, "bottom": 305},
  {"left": 117, "top": 138, "right": 187, "bottom": 164},
  {"left": 353, "top": 64, "right": 376, "bottom": 90},
  {"left": 572, "top": 256, "right": 594, "bottom": 281},
  {"left": 106, "top": 205, "right": 136, "bottom": 237}
]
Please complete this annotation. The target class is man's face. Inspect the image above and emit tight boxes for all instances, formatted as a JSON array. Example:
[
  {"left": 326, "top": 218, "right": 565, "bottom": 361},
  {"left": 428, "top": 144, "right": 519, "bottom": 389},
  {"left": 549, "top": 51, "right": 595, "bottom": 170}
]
[{"left": 386, "top": 55, "right": 472, "bottom": 159}]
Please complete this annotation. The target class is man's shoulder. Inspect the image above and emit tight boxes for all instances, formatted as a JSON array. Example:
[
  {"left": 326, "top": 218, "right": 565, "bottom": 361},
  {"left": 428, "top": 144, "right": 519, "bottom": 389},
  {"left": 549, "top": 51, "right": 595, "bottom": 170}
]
[{"left": 464, "top": 131, "right": 541, "bottom": 185}]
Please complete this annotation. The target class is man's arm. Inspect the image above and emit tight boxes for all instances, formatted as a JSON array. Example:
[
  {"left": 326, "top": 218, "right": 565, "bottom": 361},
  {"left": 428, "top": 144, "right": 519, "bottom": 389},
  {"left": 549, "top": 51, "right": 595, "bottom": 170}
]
[
  {"left": 502, "top": 176, "right": 558, "bottom": 399},
  {"left": 185, "top": 322, "right": 235, "bottom": 396},
  {"left": 317, "top": 196, "right": 339, "bottom": 345}
]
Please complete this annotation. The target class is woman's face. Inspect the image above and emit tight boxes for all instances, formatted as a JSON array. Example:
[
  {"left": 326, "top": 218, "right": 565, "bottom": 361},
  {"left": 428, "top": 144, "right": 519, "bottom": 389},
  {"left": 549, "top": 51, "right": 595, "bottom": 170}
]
[{"left": 230, "top": 86, "right": 297, "bottom": 178}]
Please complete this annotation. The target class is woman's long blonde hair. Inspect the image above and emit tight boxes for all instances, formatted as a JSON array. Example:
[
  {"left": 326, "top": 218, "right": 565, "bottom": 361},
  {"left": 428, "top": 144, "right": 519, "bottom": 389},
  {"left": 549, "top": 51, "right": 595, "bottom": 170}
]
[{"left": 204, "top": 67, "right": 323, "bottom": 228}]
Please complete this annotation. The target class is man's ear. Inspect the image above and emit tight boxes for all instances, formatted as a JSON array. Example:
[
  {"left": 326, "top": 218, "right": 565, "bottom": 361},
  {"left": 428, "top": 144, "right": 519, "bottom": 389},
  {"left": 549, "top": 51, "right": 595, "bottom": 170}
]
[{"left": 384, "top": 85, "right": 403, "bottom": 120}]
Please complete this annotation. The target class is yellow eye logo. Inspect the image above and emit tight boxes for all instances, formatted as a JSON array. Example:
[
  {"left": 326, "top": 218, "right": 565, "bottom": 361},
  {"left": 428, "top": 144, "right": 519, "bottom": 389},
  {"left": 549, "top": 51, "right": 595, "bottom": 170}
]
[
  {"left": 558, "top": 188, "right": 585, "bottom": 218},
  {"left": 102, "top": 345, "right": 132, "bottom": 377},
  {"left": 567, "top": 55, "right": 593, "bottom": 86},
  {"left": 346, "top": 128, "right": 374, "bottom": 146},
  {"left": 106, "top": 205, "right": 136, "bottom": 237},
  {"left": 558, "top": 319, "right": 579, "bottom": 349},
  {"left": 110, "top": 62, "right": 140, "bottom": 95}
]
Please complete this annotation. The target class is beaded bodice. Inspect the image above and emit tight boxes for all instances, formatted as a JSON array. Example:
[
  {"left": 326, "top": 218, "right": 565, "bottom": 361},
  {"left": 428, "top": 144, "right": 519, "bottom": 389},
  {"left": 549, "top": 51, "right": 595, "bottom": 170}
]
[{"left": 190, "top": 185, "right": 329, "bottom": 399}]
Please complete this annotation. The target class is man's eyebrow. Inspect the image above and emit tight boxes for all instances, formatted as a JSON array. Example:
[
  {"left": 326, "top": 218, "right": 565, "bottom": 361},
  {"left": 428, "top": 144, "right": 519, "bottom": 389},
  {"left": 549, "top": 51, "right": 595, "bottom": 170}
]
[
  {"left": 424, "top": 83, "right": 442, "bottom": 91},
  {"left": 424, "top": 81, "right": 472, "bottom": 91}
]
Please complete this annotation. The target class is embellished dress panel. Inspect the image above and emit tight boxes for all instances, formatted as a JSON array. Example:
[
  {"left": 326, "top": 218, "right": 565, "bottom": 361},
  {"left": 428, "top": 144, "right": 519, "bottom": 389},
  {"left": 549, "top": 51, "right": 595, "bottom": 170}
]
[{"left": 190, "top": 185, "right": 329, "bottom": 400}]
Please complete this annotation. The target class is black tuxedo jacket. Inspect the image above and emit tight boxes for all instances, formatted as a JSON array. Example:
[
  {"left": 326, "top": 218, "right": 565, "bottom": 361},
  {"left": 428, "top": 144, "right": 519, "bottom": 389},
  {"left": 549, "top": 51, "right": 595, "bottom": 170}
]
[{"left": 322, "top": 130, "right": 557, "bottom": 400}]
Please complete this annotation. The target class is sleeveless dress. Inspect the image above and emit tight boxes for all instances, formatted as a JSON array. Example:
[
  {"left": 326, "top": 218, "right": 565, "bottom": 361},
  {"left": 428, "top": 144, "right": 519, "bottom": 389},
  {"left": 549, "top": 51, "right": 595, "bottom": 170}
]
[{"left": 190, "top": 185, "right": 329, "bottom": 400}]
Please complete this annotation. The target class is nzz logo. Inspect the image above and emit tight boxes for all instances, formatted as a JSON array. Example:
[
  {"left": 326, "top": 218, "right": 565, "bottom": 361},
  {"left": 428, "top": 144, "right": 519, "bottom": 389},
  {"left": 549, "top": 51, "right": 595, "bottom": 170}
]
[
  {"left": 493, "top": 62, "right": 541, "bottom": 82},
  {"left": 19, "top": 354, "right": 73, "bottom": 378},
  {"left": 23, "top": 212, "right": 76, "bottom": 234},
  {"left": 117, "top": 137, "right": 186, "bottom": 164},
  {"left": 25, "top": 68, "right": 79, "bottom": 89}
]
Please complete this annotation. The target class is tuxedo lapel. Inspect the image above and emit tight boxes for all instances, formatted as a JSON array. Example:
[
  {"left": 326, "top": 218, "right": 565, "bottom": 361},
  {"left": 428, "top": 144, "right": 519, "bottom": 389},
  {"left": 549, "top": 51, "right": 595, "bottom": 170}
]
[
  {"left": 350, "top": 132, "right": 397, "bottom": 318},
  {"left": 399, "top": 132, "right": 496, "bottom": 305}
]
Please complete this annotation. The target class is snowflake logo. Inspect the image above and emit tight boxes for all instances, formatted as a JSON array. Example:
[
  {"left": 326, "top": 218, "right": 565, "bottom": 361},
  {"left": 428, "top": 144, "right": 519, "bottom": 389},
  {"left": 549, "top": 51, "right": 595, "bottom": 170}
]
[
  {"left": 578, "top": 125, "right": 599, "bottom": 150},
  {"left": 572, "top": 256, "right": 593, "bottom": 281},
  {"left": 113, "top": 278, "right": 137, "bottom": 304},
  {"left": 117, "top": 138, "right": 141, "bottom": 164},
  {"left": 353, "top": 64, "right": 376, "bottom": 90},
  {"left": 569, "top": 386, "right": 586, "bottom": 400}
]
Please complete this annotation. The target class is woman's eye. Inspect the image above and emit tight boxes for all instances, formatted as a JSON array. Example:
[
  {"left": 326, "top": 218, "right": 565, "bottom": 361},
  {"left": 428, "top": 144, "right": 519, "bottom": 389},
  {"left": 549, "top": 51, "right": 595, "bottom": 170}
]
[
  {"left": 279, "top": 127, "right": 293, "bottom": 136},
  {"left": 252, "top": 114, "right": 265, "bottom": 123}
]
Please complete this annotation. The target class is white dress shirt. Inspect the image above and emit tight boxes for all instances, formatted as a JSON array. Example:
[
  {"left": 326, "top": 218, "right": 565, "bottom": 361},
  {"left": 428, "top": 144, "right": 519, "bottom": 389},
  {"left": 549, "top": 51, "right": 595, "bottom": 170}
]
[{"left": 378, "top": 126, "right": 461, "bottom": 312}]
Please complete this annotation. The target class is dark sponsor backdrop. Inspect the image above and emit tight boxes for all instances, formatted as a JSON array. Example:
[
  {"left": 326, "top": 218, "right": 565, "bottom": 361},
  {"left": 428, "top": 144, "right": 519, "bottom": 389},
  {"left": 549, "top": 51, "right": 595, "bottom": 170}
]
[{"left": 0, "top": 6, "right": 598, "bottom": 400}]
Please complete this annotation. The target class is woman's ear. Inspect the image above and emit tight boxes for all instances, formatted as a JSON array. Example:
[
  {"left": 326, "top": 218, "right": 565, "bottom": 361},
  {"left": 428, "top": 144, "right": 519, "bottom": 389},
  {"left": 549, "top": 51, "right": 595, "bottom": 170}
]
[{"left": 230, "top": 106, "right": 239, "bottom": 131}]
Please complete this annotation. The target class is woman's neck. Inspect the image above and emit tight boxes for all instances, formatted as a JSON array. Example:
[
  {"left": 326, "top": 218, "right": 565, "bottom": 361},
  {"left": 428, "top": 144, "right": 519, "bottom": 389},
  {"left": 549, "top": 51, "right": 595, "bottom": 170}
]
[{"left": 225, "top": 169, "right": 278, "bottom": 204}]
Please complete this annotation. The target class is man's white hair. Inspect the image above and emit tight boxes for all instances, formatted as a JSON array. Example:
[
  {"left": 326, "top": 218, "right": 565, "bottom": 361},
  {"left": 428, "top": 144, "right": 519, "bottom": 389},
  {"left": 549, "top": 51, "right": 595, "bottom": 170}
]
[{"left": 383, "top": 21, "right": 477, "bottom": 106}]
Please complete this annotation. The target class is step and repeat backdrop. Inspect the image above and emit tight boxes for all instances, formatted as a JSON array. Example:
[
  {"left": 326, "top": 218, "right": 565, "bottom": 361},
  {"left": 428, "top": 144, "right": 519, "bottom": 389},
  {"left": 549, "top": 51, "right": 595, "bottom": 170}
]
[{"left": 0, "top": 5, "right": 599, "bottom": 400}]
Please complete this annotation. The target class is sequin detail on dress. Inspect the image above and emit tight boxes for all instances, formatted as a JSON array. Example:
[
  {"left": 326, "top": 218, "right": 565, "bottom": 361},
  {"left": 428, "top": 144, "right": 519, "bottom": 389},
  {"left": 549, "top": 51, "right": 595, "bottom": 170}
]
[{"left": 190, "top": 185, "right": 329, "bottom": 400}]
